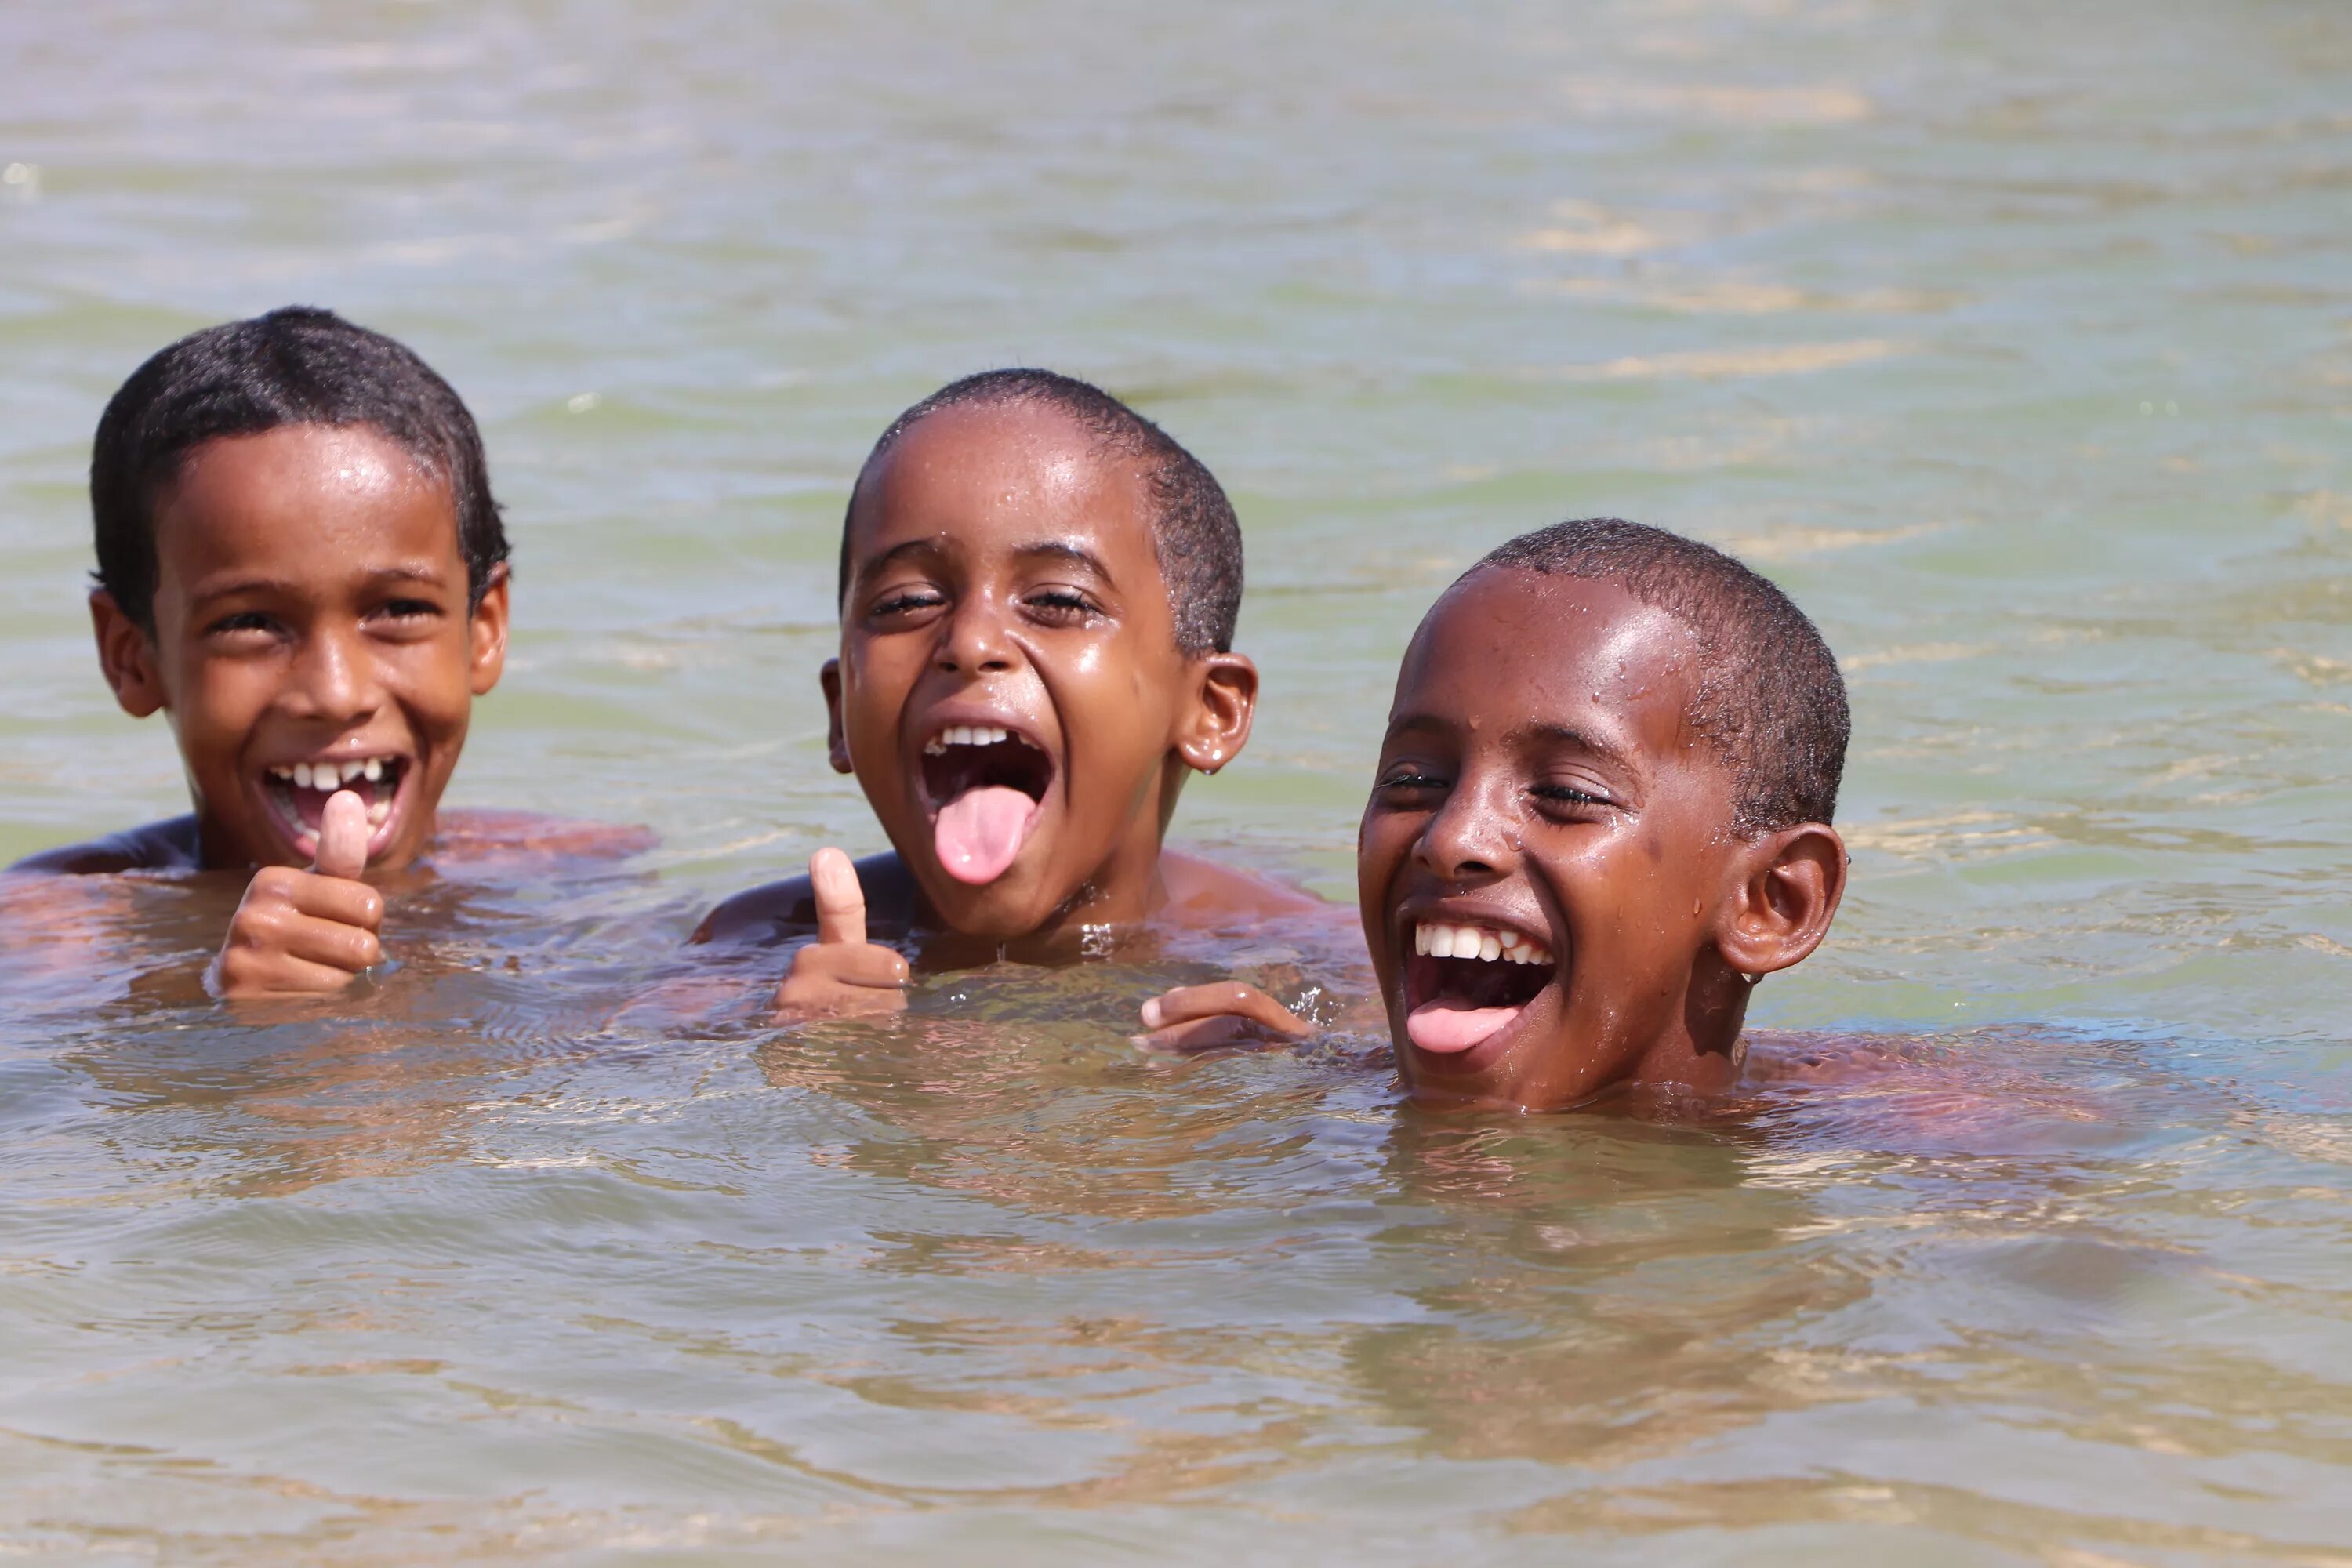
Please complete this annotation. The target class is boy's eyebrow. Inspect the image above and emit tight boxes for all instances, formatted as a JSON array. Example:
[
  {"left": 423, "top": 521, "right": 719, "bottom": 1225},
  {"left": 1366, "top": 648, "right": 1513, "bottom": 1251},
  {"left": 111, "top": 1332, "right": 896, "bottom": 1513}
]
[
  {"left": 1523, "top": 720, "right": 1639, "bottom": 773},
  {"left": 1385, "top": 713, "right": 1640, "bottom": 772},
  {"left": 854, "top": 537, "right": 1116, "bottom": 579},
  {"left": 184, "top": 563, "right": 452, "bottom": 601},
  {"left": 1012, "top": 539, "right": 1115, "bottom": 579}
]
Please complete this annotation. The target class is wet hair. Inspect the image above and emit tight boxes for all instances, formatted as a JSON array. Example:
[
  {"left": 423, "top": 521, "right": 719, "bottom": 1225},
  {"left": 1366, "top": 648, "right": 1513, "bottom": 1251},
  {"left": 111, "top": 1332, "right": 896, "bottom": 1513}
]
[
  {"left": 91, "top": 306, "right": 507, "bottom": 630},
  {"left": 1468, "top": 517, "right": 1848, "bottom": 833},
  {"left": 839, "top": 368, "right": 1243, "bottom": 655}
]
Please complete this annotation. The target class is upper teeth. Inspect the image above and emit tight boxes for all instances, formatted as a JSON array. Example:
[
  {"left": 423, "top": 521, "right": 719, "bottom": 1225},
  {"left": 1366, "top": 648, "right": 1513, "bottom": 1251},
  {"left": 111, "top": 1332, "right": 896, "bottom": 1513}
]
[
  {"left": 1414, "top": 920, "right": 1552, "bottom": 965},
  {"left": 270, "top": 759, "right": 392, "bottom": 789},
  {"left": 924, "top": 724, "right": 1012, "bottom": 755}
]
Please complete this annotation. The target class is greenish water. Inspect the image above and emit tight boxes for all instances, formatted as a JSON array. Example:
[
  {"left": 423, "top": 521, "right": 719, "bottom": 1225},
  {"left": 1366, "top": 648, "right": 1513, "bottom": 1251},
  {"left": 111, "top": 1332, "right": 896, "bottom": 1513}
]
[{"left": 5, "top": 0, "right": 2352, "bottom": 1559}]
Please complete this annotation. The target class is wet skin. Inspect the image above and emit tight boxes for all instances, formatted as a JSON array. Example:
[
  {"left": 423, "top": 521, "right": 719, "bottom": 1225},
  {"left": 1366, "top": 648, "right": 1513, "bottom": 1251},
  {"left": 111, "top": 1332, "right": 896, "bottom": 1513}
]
[
  {"left": 699, "top": 399, "right": 1301, "bottom": 975},
  {"left": 1356, "top": 568, "right": 1846, "bottom": 1111},
  {"left": 24, "top": 424, "right": 510, "bottom": 876}
]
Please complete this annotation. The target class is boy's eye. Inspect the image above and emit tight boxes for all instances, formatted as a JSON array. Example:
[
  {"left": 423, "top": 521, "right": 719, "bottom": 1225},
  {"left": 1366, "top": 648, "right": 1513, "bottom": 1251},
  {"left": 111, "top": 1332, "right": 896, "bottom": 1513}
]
[
  {"left": 380, "top": 598, "right": 437, "bottom": 619},
  {"left": 1376, "top": 768, "right": 1450, "bottom": 795},
  {"left": 205, "top": 611, "right": 278, "bottom": 638},
  {"left": 1022, "top": 588, "right": 1102, "bottom": 622},
  {"left": 871, "top": 588, "right": 946, "bottom": 617},
  {"left": 1530, "top": 782, "right": 1611, "bottom": 811}
]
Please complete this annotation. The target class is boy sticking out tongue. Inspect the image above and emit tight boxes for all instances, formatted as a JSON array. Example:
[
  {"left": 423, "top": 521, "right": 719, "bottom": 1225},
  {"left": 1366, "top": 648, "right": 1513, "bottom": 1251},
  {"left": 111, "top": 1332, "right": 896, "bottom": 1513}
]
[
  {"left": 1141, "top": 518, "right": 1852, "bottom": 1112},
  {"left": 696, "top": 370, "right": 1316, "bottom": 1015}
]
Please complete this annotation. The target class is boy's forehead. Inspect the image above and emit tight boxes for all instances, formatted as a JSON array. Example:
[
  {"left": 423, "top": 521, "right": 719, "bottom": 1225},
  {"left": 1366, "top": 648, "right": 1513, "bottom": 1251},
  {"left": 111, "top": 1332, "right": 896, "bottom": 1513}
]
[
  {"left": 155, "top": 426, "right": 458, "bottom": 579},
  {"left": 848, "top": 401, "right": 1155, "bottom": 561},
  {"left": 1397, "top": 568, "right": 1704, "bottom": 746}
]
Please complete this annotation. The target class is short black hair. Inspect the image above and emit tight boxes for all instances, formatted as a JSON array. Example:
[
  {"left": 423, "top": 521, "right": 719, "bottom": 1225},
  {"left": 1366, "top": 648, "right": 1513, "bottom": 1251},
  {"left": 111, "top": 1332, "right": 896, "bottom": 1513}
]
[
  {"left": 91, "top": 306, "right": 507, "bottom": 630},
  {"left": 839, "top": 368, "right": 1243, "bottom": 655},
  {"left": 1468, "top": 517, "right": 1848, "bottom": 833}
]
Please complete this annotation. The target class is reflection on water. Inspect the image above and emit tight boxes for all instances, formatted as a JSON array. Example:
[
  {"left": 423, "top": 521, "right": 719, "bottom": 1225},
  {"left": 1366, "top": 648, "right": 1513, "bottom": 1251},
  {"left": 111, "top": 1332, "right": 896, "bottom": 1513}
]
[{"left": 5, "top": 0, "right": 2352, "bottom": 1559}]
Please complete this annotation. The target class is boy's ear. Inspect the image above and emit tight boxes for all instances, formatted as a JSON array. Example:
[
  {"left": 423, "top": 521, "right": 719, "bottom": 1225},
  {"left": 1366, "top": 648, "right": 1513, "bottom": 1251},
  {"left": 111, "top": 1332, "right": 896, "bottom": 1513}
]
[
  {"left": 89, "top": 590, "right": 165, "bottom": 718},
  {"left": 1715, "top": 822, "right": 1847, "bottom": 978},
  {"left": 820, "top": 659, "right": 853, "bottom": 774},
  {"left": 1173, "top": 652, "right": 1258, "bottom": 775},
  {"left": 468, "top": 564, "right": 511, "bottom": 697}
]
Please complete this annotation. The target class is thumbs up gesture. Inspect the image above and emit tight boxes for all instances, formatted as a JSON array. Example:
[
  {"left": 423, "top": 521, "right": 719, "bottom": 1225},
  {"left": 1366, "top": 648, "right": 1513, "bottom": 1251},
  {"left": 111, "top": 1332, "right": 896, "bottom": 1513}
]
[
  {"left": 771, "top": 848, "right": 911, "bottom": 1019},
  {"left": 209, "top": 789, "right": 386, "bottom": 999}
]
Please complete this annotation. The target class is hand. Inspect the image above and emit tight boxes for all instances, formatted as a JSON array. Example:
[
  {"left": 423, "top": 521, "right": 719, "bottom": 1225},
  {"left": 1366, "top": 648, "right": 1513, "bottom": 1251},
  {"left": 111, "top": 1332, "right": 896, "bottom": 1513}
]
[
  {"left": 1138, "top": 982, "right": 1314, "bottom": 1053},
  {"left": 771, "top": 848, "right": 910, "bottom": 1019},
  {"left": 209, "top": 790, "right": 383, "bottom": 999}
]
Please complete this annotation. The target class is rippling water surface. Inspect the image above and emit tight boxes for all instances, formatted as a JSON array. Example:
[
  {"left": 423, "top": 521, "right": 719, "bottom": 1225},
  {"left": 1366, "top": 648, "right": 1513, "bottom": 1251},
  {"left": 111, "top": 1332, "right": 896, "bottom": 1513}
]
[{"left": 5, "top": 1, "right": 2352, "bottom": 1559}]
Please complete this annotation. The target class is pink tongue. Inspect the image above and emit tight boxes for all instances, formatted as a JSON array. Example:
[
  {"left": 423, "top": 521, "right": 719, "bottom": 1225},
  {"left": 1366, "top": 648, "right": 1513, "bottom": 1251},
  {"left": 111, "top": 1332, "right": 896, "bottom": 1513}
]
[
  {"left": 933, "top": 786, "right": 1036, "bottom": 884},
  {"left": 1406, "top": 1003, "right": 1523, "bottom": 1054}
]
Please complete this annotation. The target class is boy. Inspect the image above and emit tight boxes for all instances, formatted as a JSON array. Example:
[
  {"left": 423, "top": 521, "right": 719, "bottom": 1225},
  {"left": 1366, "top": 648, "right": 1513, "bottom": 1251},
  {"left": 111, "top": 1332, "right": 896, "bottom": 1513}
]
[
  {"left": 695, "top": 368, "right": 1319, "bottom": 1014},
  {"left": 10, "top": 307, "right": 516, "bottom": 998},
  {"left": 1140, "top": 518, "right": 1851, "bottom": 1112}
]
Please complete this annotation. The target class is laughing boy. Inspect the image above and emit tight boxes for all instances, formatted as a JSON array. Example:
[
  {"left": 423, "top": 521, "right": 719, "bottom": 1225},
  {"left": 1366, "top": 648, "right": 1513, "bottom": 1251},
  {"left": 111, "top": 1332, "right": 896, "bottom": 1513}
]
[
  {"left": 13, "top": 308, "right": 520, "bottom": 996},
  {"left": 1140, "top": 517, "right": 1852, "bottom": 1111}
]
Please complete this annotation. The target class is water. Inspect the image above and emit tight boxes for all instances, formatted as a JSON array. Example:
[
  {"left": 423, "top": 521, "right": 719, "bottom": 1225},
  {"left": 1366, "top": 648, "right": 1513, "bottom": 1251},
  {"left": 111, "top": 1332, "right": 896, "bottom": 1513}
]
[{"left": 5, "top": 0, "right": 2352, "bottom": 1558}]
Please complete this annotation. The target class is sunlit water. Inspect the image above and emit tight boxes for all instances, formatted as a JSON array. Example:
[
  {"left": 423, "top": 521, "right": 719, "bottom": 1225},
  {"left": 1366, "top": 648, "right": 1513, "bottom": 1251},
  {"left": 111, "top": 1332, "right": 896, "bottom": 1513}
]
[{"left": 5, "top": 0, "right": 2352, "bottom": 1559}]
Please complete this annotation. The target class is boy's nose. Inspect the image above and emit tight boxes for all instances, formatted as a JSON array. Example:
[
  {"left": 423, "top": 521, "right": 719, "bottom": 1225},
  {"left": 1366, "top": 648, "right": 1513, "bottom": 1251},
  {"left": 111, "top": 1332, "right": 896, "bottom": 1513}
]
[
  {"left": 935, "top": 597, "right": 1017, "bottom": 675},
  {"left": 288, "top": 626, "right": 382, "bottom": 724},
  {"left": 1415, "top": 775, "right": 1517, "bottom": 882}
]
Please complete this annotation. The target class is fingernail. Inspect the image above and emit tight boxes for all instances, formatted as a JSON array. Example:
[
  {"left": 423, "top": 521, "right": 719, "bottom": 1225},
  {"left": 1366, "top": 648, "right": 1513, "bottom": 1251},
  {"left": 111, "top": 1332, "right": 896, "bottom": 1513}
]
[{"left": 1140, "top": 999, "right": 1163, "bottom": 1028}]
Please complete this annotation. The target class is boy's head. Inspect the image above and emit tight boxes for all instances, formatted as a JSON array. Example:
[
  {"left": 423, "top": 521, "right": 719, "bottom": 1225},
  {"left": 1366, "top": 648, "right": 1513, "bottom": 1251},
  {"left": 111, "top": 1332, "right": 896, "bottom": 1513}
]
[
  {"left": 87, "top": 307, "right": 510, "bottom": 872},
  {"left": 1357, "top": 518, "right": 1849, "bottom": 1110},
  {"left": 825, "top": 369, "right": 1257, "bottom": 938}
]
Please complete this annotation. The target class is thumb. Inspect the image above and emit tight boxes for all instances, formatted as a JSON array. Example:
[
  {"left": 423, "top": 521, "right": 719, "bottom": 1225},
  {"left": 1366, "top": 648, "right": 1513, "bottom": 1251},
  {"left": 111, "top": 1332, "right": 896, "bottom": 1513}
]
[
  {"left": 313, "top": 789, "right": 369, "bottom": 880},
  {"left": 809, "top": 848, "right": 866, "bottom": 946}
]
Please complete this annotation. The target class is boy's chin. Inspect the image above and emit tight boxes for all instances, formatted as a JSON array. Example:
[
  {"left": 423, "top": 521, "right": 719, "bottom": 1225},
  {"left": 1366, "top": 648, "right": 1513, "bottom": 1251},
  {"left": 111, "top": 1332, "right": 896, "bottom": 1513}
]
[{"left": 913, "top": 863, "right": 1064, "bottom": 939}]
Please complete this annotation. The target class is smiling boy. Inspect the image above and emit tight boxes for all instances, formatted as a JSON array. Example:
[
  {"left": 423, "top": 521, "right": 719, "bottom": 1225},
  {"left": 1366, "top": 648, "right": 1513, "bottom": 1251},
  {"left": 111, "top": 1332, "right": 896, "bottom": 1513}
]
[
  {"left": 10, "top": 307, "right": 516, "bottom": 996},
  {"left": 695, "top": 369, "right": 1317, "bottom": 1014},
  {"left": 1142, "top": 518, "right": 1850, "bottom": 1111}
]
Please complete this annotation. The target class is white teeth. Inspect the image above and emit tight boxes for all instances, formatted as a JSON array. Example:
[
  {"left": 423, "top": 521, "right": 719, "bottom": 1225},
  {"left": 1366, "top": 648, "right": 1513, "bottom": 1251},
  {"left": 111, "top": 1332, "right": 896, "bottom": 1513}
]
[
  {"left": 1412, "top": 920, "right": 1554, "bottom": 967},
  {"left": 275, "top": 758, "right": 394, "bottom": 791},
  {"left": 931, "top": 724, "right": 1016, "bottom": 752},
  {"left": 367, "top": 801, "right": 390, "bottom": 826}
]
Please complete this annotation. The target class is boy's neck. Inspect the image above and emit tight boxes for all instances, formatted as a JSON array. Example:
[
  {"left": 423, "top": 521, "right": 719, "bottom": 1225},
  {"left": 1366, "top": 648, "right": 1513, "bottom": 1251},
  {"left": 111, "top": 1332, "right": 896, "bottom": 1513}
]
[
  {"left": 1627, "top": 953, "right": 1754, "bottom": 1096},
  {"left": 902, "top": 848, "right": 1172, "bottom": 964}
]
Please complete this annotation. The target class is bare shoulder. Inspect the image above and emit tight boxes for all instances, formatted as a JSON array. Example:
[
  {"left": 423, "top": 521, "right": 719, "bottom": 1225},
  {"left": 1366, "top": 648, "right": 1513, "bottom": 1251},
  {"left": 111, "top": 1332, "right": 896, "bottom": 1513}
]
[
  {"left": 693, "top": 851, "right": 914, "bottom": 946},
  {"left": 430, "top": 810, "right": 657, "bottom": 868},
  {"left": 8, "top": 816, "right": 201, "bottom": 875},
  {"left": 1158, "top": 849, "right": 1335, "bottom": 924}
]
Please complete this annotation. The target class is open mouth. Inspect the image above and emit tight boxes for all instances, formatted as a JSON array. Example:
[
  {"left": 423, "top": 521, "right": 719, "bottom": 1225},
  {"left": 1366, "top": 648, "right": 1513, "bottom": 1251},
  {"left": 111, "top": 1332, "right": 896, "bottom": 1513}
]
[
  {"left": 260, "top": 755, "right": 408, "bottom": 862},
  {"left": 1403, "top": 919, "right": 1558, "bottom": 1055},
  {"left": 919, "top": 724, "right": 1055, "bottom": 885}
]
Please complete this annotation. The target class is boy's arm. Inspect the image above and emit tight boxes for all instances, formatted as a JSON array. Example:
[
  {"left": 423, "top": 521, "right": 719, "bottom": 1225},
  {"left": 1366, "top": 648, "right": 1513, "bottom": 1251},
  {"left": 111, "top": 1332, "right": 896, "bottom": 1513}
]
[{"left": 9, "top": 816, "right": 201, "bottom": 876}]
